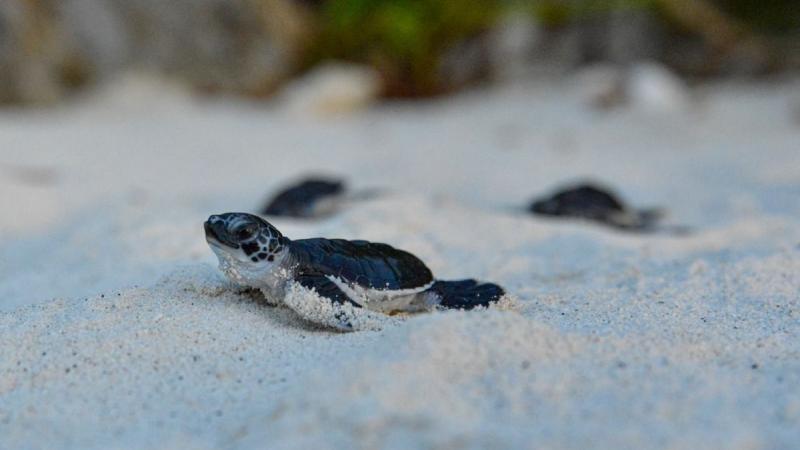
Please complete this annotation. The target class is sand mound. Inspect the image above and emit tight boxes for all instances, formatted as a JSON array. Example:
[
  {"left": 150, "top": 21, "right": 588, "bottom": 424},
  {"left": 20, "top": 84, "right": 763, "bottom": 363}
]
[{"left": 1, "top": 80, "right": 799, "bottom": 449}]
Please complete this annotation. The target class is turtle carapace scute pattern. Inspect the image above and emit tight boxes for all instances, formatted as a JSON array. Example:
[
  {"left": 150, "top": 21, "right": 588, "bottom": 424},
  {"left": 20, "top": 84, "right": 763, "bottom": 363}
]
[{"left": 290, "top": 239, "right": 434, "bottom": 290}]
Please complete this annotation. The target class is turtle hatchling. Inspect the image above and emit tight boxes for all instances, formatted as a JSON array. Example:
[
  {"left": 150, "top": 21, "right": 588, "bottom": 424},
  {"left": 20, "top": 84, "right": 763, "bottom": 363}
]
[
  {"left": 529, "top": 183, "right": 663, "bottom": 231},
  {"left": 205, "top": 212, "right": 506, "bottom": 330},
  {"left": 261, "top": 177, "right": 346, "bottom": 218}
]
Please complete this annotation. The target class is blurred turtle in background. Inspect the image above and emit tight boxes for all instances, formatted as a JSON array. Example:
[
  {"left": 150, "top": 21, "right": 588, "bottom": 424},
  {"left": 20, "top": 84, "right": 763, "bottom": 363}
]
[
  {"left": 262, "top": 177, "right": 346, "bottom": 218},
  {"left": 530, "top": 183, "right": 665, "bottom": 232}
]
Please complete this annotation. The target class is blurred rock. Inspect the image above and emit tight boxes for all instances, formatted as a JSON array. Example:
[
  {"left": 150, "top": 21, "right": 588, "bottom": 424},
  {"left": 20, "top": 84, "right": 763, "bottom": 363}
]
[
  {"left": 82, "top": 71, "right": 196, "bottom": 112},
  {"left": 488, "top": 13, "right": 540, "bottom": 81},
  {"left": 0, "top": 0, "right": 82, "bottom": 104},
  {"left": 102, "top": 0, "right": 311, "bottom": 96},
  {"left": 716, "top": 38, "right": 774, "bottom": 75},
  {"left": 525, "top": 8, "right": 666, "bottom": 74},
  {"left": 58, "top": 0, "right": 131, "bottom": 76},
  {"left": 524, "top": 23, "right": 584, "bottom": 74},
  {"left": 605, "top": 9, "right": 665, "bottom": 64},
  {"left": 574, "top": 62, "right": 691, "bottom": 113},
  {"left": 573, "top": 64, "right": 626, "bottom": 110},
  {"left": 0, "top": 0, "right": 311, "bottom": 104},
  {"left": 280, "top": 64, "right": 380, "bottom": 117},
  {"left": 439, "top": 35, "right": 492, "bottom": 90},
  {"left": 627, "top": 62, "right": 691, "bottom": 112}
]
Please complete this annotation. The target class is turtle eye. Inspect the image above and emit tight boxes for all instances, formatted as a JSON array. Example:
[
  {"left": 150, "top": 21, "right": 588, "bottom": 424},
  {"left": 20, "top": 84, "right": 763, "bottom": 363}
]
[{"left": 233, "top": 224, "right": 257, "bottom": 241}]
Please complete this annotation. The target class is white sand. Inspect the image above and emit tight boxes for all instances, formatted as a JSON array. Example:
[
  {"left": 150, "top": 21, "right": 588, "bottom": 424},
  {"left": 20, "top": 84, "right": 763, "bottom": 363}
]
[{"left": 1, "top": 77, "right": 799, "bottom": 449}]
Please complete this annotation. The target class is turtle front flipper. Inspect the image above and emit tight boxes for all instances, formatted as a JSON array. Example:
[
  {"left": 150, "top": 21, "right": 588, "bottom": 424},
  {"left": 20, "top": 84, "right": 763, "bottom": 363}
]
[
  {"left": 426, "top": 279, "right": 505, "bottom": 310},
  {"left": 283, "top": 274, "right": 386, "bottom": 331}
]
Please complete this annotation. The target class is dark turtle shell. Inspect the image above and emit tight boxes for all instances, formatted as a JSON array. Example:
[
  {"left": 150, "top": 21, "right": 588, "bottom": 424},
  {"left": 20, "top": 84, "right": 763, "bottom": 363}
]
[
  {"left": 530, "top": 184, "right": 625, "bottom": 219},
  {"left": 288, "top": 238, "right": 434, "bottom": 291},
  {"left": 529, "top": 183, "right": 663, "bottom": 231},
  {"left": 262, "top": 178, "right": 345, "bottom": 218}
]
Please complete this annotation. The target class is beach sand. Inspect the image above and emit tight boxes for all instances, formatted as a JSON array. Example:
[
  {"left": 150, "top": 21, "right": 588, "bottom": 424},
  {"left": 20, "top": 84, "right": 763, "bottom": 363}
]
[{"left": 1, "top": 77, "right": 799, "bottom": 449}]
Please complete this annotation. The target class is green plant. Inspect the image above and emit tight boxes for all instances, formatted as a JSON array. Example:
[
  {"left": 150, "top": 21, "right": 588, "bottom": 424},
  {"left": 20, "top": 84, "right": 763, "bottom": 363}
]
[{"left": 312, "top": 0, "right": 503, "bottom": 96}]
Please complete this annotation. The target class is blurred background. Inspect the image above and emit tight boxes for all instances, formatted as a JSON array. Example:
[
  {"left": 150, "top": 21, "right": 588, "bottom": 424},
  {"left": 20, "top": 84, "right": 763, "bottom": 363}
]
[
  {"left": 1, "top": 4, "right": 800, "bottom": 446},
  {"left": 1, "top": 0, "right": 798, "bottom": 104}
]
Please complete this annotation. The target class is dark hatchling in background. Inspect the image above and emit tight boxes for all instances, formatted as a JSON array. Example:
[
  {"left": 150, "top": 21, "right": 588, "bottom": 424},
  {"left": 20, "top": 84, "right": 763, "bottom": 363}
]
[
  {"left": 529, "top": 183, "right": 665, "bottom": 232},
  {"left": 261, "top": 177, "right": 346, "bottom": 218}
]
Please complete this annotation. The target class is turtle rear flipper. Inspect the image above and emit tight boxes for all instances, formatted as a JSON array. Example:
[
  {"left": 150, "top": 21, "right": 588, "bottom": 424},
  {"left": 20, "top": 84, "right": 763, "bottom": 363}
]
[
  {"left": 636, "top": 208, "right": 693, "bottom": 235},
  {"left": 636, "top": 207, "right": 666, "bottom": 230},
  {"left": 606, "top": 207, "right": 677, "bottom": 232},
  {"left": 607, "top": 207, "right": 664, "bottom": 230},
  {"left": 427, "top": 279, "right": 505, "bottom": 310}
]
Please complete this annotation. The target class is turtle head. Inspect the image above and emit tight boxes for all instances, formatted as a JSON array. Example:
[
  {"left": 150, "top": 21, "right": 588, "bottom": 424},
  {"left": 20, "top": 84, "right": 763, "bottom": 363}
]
[{"left": 204, "top": 213, "right": 290, "bottom": 286}]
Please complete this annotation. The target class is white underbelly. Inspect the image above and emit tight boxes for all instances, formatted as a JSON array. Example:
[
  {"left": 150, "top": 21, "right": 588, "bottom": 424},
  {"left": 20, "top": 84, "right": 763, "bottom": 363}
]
[{"left": 327, "top": 276, "right": 435, "bottom": 313}]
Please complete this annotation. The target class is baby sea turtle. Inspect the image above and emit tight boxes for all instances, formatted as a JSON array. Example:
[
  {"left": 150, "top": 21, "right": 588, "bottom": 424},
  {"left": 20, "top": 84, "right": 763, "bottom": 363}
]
[
  {"left": 530, "top": 183, "right": 662, "bottom": 231},
  {"left": 205, "top": 212, "right": 506, "bottom": 330},
  {"left": 261, "top": 177, "right": 346, "bottom": 218}
]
